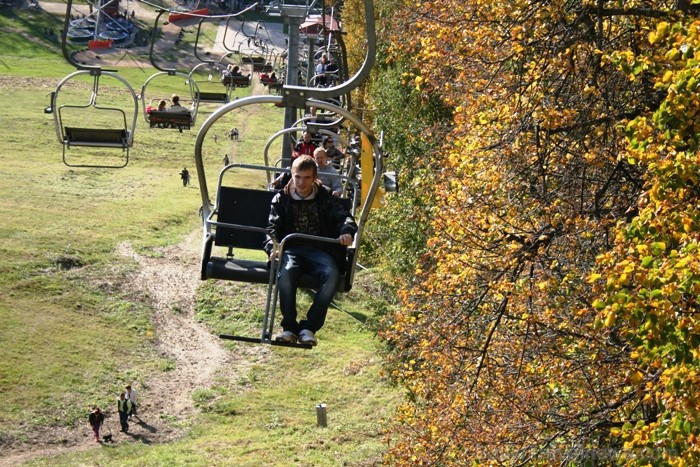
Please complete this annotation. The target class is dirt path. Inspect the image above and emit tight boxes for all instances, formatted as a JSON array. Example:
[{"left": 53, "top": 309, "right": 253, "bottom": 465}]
[
  {"left": 114, "top": 232, "right": 236, "bottom": 418},
  {"left": 0, "top": 230, "right": 266, "bottom": 466}
]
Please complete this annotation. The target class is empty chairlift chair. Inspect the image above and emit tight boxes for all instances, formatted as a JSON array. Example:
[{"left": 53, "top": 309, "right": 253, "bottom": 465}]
[
  {"left": 190, "top": 62, "right": 235, "bottom": 105},
  {"left": 51, "top": 69, "right": 138, "bottom": 168}
]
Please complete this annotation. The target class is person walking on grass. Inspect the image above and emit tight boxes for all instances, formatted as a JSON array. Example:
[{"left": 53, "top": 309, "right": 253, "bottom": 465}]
[
  {"left": 126, "top": 385, "right": 137, "bottom": 419},
  {"left": 180, "top": 167, "right": 190, "bottom": 187},
  {"left": 265, "top": 155, "right": 357, "bottom": 346},
  {"left": 88, "top": 406, "right": 104, "bottom": 442},
  {"left": 117, "top": 392, "right": 132, "bottom": 432}
]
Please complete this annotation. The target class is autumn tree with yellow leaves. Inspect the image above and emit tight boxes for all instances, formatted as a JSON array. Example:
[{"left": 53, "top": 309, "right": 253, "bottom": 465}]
[{"left": 369, "top": 1, "right": 700, "bottom": 465}]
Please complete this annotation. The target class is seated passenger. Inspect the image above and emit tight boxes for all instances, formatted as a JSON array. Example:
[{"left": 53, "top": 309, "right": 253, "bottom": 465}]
[
  {"left": 168, "top": 94, "right": 189, "bottom": 113},
  {"left": 146, "top": 99, "right": 168, "bottom": 115},
  {"left": 265, "top": 155, "right": 357, "bottom": 347},
  {"left": 293, "top": 131, "right": 317, "bottom": 158},
  {"left": 322, "top": 136, "right": 345, "bottom": 169},
  {"left": 313, "top": 147, "right": 342, "bottom": 196},
  {"left": 315, "top": 53, "right": 329, "bottom": 86},
  {"left": 271, "top": 171, "right": 291, "bottom": 191},
  {"left": 325, "top": 58, "right": 339, "bottom": 85},
  {"left": 222, "top": 65, "right": 244, "bottom": 85}
]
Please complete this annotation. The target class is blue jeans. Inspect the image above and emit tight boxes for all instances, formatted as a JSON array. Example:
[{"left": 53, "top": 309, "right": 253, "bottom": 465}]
[
  {"left": 276, "top": 247, "right": 339, "bottom": 334},
  {"left": 119, "top": 411, "right": 129, "bottom": 432}
]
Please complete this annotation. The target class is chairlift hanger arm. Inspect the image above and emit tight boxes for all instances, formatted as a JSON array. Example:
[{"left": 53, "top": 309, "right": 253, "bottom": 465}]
[
  {"left": 220, "top": 16, "right": 239, "bottom": 54},
  {"left": 148, "top": 9, "right": 176, "bottom": 72},
  {"left": 60, "top": 0, "right": 118, "bottom": 71},
  {"left": 280, "top": 0, "right": 376, "bottom": 103},
  {"left": 193, "top": 17, "right": 215, "bottom": 64}
]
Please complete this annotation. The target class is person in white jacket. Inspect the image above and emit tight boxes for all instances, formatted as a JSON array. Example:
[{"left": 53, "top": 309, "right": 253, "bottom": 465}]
[
  {"left": 125, "top": 384, "right": 137, "bottom": 419},
  {"left": 313, "top": 147, "right": 342, "bottom": 196}
]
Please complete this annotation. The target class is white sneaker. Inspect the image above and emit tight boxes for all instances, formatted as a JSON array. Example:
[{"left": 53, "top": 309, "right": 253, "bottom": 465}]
[
  {"left": 275, "top": 330, "right": 298, "bottom": 343},
  {"left": 298, "top": 329, "right": 317, "bottom": 346}
]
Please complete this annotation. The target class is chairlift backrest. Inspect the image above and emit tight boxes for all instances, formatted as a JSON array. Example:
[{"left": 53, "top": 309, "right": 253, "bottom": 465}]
[
  {"left": 214, "top": 187, "right": 275, "bottom": 250},
  {"left": 195, "top": 91, "right": 230, "bottom": 104},
  {"left": 147, "top": 111, "right": 193, "bottom": 131}
]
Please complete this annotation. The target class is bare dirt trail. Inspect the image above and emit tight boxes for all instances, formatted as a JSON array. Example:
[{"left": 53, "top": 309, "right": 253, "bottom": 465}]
[
  {"left": 0, "top": 230, "right": 265, "bottom": 466},
  {"left": 115, "top": 231, "right": 236, "bottom": 418}
]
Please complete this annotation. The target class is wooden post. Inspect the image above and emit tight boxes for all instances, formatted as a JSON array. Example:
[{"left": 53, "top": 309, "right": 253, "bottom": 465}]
[{"left": 316, "top": 403, "right": 327, "bottom": 427}]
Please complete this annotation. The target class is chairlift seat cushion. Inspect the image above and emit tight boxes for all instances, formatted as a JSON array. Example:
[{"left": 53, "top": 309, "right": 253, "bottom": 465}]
[
  {"left": 196, "top": 91, "right": 229, "bottom": 103},
  {"left": 207, "top": 257, "right": 271, "bottom": 284},
  {"left": 206, "top": 256, "right": 342, "bottom": 290},
  {"left": 64, "top": 127, "right": 128, "bottom": 147}
]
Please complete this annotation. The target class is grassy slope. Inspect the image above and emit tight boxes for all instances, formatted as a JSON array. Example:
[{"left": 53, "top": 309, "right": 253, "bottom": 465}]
[{"left": 0, "top": 5, "right": 400, "bottom": 466}]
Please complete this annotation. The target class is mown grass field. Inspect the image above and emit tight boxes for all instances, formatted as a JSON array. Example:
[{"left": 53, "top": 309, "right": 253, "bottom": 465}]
[{"left": 0, "top": 4, "right": 401, "bottom": 465}]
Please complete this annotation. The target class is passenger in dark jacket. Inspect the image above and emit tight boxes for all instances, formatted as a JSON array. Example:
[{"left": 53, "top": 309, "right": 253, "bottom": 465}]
[{"left": 265, "top": 155, "right": 357, "bottom": 346}]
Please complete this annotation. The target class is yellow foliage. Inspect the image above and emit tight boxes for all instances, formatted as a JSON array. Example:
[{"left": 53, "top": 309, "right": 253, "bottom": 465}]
[{"left": 379, "top": 0, "right": 700, "bottom": 465}]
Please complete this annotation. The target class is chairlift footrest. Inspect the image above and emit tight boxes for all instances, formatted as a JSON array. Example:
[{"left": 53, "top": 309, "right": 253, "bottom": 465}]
[{"left": 219, "top": 334, "right": 313, "bottom": 349}]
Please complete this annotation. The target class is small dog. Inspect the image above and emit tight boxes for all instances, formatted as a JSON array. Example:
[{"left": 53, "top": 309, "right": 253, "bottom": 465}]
[{"left": 102, "top": 429, "right": 113, "bottom": 442}]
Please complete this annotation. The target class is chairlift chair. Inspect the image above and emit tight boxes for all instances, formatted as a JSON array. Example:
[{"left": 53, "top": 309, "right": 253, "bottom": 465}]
[
  {"left": 194, "top": 95, "right": 384, "bottom": 349},
  {"left": 218, "top": 50, "right": 253, "bottom": 89},
  {"left": 51, "top": 69, "right": 138, "bottom": 169},
  {"left": 140, "top": 70, "right": 200, "bottom": 132},
  {"left": 189, "top": 62, "right": 236, "bottom": 104}
]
